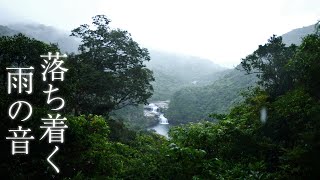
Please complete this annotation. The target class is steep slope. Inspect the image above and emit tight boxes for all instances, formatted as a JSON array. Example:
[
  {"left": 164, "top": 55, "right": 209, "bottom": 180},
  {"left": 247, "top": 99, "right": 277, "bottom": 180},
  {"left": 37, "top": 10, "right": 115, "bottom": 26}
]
[
  {"left": 148, "top": 50, "right": 225, "bottom": 82},
  {"left": 166, "top": 68, "right": 256, "bottom": 124},
  {"left": 281, "top": 24, "right": 315, "bottom": 46},
  {"left": 148, "top": 50, "right": 227, "bottom": 101},
  {"left": 166, "top": 24, "right": 318, "bottom": 124}
]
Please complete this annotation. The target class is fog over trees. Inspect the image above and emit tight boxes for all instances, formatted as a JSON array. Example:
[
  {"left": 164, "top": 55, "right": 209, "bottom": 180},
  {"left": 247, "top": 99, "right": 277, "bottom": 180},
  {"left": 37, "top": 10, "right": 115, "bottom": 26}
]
[{"left": 0, "top": 5, "right": 320, "bottom": 179}]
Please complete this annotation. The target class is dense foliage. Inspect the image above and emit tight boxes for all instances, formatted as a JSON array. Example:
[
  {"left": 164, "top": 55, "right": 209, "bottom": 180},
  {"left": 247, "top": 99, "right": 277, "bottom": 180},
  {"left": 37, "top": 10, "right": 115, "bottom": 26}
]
[
  {"left": 67, "top": 15, "right": 154, "bottom": 114},
  {"left": 165, "top": 24, "right": 316, "bottom": 125},
  {"left": 241, "top": 35, "right": 297, "bottom": 97},
  {"left": 166, "top": 68, "right": 257, "bottom": 124},
  {"left": 0, "top": 18, "right": 319, "bottom": 179}
]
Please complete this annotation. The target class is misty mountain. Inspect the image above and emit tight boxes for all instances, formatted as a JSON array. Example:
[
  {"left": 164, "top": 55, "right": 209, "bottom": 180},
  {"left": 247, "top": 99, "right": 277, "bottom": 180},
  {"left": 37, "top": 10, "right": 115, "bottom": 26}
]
[
  {"left": 0, "top": 23, "right": 227, "bottom": 128},
  {"left": 282, "top": 24, "right": 316, "bottom": 46},
  {"left": 0, "top": 25, "right": 19, "bottom": 36},
  {"left": 7, "top": 24, "right": 81, "bottom": 53},
  {"left": 147, "top": 50, "right": 225, "bottom": 82},
  {"left": 0, "top": 23, "right": 226, "bottom": 101},
  {"left": 166, "top": 24, "right": 318, "bottom": 124},
  {"left": 147, "top": 50, "right": 227, "bottom": 100},
  {"left": 2, "top": 22, "right": 315, "bottom": 126}
]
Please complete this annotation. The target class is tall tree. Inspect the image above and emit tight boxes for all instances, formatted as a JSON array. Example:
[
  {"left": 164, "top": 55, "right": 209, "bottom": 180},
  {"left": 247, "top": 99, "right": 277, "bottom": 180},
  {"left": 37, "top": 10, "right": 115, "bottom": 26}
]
[
  {"left": 288, "top": 33, "right": 320, "bottom": 100},
  {"left": 240, "top": 35, "right": 297, "bottom": 97},
  {"left": 68, "top": 15, "right": 154, "bottom": 115}
]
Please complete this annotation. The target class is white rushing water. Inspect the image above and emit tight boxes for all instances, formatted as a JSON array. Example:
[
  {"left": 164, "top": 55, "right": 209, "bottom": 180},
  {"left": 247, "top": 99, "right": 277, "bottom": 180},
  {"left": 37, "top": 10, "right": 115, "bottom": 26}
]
[
  {"left": 159, "top": 114, "right": 169, "bottom": 124},
  {"left": 150, "top": 124, "right": 169, "bottom": 137},
  {"left": 150, "top": 104, "right": 159, "bottom": 114},
  {"left": 144, "top": 101, "right": 170, "bottom": 137}
]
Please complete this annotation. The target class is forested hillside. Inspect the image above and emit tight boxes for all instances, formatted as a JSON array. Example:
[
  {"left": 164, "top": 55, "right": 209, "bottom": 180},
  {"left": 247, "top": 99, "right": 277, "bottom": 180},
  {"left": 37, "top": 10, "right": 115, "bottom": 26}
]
[
  {"left": 282, "top": 24, "right": 315, "bottom": 45},
  {"left": 0, "top": 24, "right": 225, "bottom": 101},
  {"left": 166, "top": 24, "right": 316, "bottom": 124},
  {"left": 167, "top": 68, "right": 256, "bottom": 124},
  {"left": 0, "top": 24, "right": 226, "bottom": 129},
  {"left": 1, "top": 16, "right": 319, "bottom": 179},
  {"left": 147, "top": 50, "right": 226, "bottom": 101}
]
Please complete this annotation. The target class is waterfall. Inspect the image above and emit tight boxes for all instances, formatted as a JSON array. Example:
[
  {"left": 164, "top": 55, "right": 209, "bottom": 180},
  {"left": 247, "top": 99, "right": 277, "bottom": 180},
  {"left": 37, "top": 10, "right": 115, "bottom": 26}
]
[
  {"left": 149, "top": 103, "right": 159, "bottom": 115},
  {"left": 145, "top": 101, "right": 170, "bottom": 137},
  {"left": 159, "top": 114, "right": 169, "bottom": 124}
]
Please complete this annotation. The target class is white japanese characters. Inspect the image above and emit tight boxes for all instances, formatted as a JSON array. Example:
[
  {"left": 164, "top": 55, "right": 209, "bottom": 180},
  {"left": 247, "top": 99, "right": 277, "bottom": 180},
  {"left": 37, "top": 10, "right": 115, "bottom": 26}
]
[
  {"left": 43, "top": 84, "right": 65, "bottom": 111},
  {"left": 6, "top": 67, "right": 34, "bottom": 94},
  {"left": 40, "top": 114, "right": 68, "bottom": 143},
  {"left": 41, "top": 52, "right": 68, "bottom": 81},
  {"left": 8, "top": 101, "right": 33, "bottom": 121},
  {"left": 40, "top": 52, "right": 68, "bottom": 173},
  {"left": 6, "top": 52, "right": 68, "bottom": 174},
  {"left": 6, "top": 126, "right": 34, "bottom": 155}
]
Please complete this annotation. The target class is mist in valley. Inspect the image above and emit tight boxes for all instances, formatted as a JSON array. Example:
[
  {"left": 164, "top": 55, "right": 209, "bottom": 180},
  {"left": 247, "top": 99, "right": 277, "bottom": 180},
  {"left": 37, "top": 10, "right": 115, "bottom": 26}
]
[{"left": 1, "top": 0, "right": 320, "bottom": 179}]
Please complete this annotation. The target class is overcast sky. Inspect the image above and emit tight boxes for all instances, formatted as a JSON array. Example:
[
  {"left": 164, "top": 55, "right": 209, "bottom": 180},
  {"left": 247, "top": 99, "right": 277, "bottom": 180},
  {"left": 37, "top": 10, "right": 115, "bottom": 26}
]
[{"left": 0, "top": 0, "right": 319, "bottom": 67}]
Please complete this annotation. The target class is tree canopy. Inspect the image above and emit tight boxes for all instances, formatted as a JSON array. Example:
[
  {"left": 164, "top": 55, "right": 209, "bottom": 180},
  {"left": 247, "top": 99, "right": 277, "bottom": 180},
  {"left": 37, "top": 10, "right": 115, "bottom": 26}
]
[
  {"left": 1, "top": 17, "right": 320, "bottom": 179},
  {"left": 241, "top": 35, "right": 297, "bottom": 97},
  {"left": 66, "top": 15, "right": 154, "bottom": 115}
]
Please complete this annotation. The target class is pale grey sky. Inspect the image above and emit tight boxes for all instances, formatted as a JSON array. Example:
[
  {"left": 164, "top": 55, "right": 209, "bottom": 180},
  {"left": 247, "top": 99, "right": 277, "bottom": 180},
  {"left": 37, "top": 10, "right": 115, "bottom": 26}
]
[{"left": 0, "top": 0, "right": 319, "bottom": 67}]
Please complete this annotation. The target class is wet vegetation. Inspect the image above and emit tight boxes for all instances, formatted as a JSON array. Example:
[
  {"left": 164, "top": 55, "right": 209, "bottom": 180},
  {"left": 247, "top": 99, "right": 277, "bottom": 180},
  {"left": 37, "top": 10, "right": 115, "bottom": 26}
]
[{"left": 0, "top": 16, "right": 320, "bottom": 179}]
